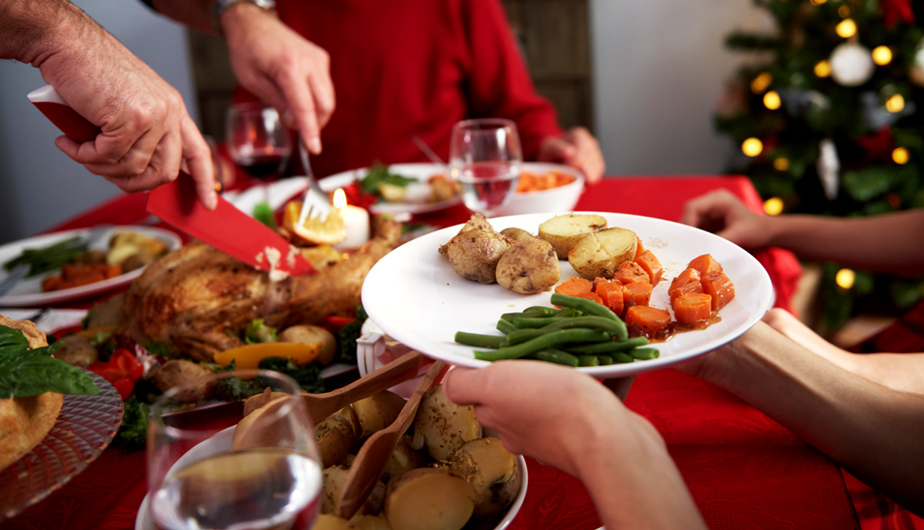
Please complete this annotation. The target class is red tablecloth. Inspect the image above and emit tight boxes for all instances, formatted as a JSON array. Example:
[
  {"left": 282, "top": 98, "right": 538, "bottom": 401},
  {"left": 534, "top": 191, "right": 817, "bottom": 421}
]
[{"left": 3, "top": 175, "right": 868, "bottom": 530}]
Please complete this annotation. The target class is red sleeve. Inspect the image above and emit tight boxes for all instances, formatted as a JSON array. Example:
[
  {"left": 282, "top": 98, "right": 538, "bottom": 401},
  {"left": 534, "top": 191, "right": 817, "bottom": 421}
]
[{"left": 460, "top": 0, "right": 564, "bottom": 160}]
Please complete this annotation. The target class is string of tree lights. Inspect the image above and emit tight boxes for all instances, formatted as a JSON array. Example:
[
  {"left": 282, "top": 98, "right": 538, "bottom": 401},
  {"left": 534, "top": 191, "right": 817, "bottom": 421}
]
[{"left": 715, "top": 0, "right": 924, "bottom": 331}]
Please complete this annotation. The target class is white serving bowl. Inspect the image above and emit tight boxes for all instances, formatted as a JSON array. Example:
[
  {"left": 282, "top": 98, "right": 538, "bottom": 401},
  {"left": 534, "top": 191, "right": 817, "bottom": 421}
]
[
  {"left": 356, "top": 320, "right": 528, "bottom": 530},
  {"left": 491, "top": 162, "right": 585, "bottom": 216}
]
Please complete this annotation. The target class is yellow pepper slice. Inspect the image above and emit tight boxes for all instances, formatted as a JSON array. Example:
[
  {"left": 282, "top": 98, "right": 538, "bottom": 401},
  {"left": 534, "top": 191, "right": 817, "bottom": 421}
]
[{"left": 213, "top": 342, "right": 322, "bottom": 369}]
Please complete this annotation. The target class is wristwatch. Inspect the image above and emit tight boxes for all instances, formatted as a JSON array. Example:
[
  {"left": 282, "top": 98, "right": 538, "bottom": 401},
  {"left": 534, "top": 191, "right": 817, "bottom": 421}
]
[{"left": 213, "top": 0, "right": 276, "bottom": 36}]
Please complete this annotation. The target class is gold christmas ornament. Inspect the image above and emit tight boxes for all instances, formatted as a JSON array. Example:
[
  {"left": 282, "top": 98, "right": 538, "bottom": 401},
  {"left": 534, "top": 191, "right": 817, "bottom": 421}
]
[
  {"left": 893, "top": 147, "right": 910, "bottom": 164},
  {"left": 742, "top": 138, "right": 763, "bottom": 157},
  {"left": 872, "top": 46, "right": 893, "bottom": 66}
]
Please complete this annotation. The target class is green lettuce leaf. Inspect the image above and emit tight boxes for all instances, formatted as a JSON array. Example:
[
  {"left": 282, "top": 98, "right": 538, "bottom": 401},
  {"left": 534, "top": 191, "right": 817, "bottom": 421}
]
[{"left": 0, "top": 325, "right": 98, "bottom": 398}]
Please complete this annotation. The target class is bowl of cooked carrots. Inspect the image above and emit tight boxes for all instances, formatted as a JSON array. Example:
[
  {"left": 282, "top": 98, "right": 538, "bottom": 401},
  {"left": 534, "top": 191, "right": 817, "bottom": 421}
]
[{"left": 493, "top": 163, "right": 585, "bottom": 216}]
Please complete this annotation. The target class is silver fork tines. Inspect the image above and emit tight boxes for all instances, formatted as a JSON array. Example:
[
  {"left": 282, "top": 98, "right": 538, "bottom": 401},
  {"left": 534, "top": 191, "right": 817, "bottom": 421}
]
[{"left": 298, "top": 138, "right": 331, "bottom": 226}]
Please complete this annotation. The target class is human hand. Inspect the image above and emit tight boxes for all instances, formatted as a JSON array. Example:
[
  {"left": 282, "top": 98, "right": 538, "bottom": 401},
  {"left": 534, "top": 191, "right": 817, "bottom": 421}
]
[
  {"left": 679, "top": 189, "right": 771, "bottom": 250},
  {"left": 443, "top": 361, "right": 660, "bottom": 477},
  {"left": 221, "top": 4, "right": 335, "bottom": 155},
  {"left": 538, "top": 126, "right": 605, "bottom": 184},
  {"left": 37, "top": 10, "right": 217, "bottom": 209}
]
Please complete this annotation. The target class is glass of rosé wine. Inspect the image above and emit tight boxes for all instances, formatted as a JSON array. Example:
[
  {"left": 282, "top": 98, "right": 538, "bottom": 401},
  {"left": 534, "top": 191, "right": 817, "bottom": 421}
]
[{"left": 147, "top": 370, "right": 321, "bottom": 530}]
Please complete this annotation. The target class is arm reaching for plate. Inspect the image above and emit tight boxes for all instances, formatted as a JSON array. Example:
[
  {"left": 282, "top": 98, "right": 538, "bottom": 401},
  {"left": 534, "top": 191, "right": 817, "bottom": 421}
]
[
  {"left": 674, "top": 321, "right": 924, "bottom": 516},
  {"left": 443, "top": 361, "right": 707, "bottom": 530},
  {"left": 0, "top": 0, "right": 217, "bottom": 209},
  {"left": 680, "top": 189, "right": 924, "bottom": 275}
]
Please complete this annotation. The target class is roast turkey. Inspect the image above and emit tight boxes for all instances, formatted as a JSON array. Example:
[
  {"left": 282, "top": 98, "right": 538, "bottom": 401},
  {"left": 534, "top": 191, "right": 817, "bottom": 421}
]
[{"left": 116, "top": 217, "right": 402, "bottom": 362}]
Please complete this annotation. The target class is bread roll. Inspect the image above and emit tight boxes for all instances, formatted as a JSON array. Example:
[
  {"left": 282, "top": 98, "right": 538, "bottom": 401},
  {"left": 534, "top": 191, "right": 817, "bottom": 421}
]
[{"left": 0, "top": 315, "right": 64, "bottom": 472}]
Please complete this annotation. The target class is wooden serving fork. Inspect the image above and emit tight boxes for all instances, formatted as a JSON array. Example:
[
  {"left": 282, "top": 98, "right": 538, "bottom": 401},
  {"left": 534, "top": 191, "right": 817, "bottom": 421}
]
[
  {"left": 335, "top": 359, "right": 448, "bottom": 519},
  {"left": 301, "top": 350, "right": 427, "bottom": 424}
]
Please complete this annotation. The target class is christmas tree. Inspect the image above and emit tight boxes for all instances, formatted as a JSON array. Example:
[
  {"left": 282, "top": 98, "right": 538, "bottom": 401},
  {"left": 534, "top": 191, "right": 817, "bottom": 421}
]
[{"left": 716, "top": 0, "right": 924, "bottom": 331}]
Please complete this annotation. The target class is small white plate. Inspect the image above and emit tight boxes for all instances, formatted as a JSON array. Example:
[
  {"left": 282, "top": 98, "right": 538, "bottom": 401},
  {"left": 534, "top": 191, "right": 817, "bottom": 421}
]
[
  {"left": 320, "top": 163, "right": 459, "bottom": 215},
  {"left": 0, "top": 226, "right": 182, "bottom": 307},
  {"left": 361, "top": 212, "right": 775, "bottom": 378}
]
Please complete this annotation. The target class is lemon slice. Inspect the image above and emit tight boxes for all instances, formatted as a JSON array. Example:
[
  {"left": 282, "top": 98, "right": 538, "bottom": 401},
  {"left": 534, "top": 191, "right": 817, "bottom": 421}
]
[{"left": 282, "top": 200, "right": 347, "bottom": 245}]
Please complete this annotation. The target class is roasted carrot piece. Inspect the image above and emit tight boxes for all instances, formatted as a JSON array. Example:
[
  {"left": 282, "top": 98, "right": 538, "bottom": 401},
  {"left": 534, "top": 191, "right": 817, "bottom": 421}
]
[
  {"left": 672, "top": 292, "right": 713, "bottom": 326},
  {"left": 687, "top": 254, "right": 723, "bottom": 276},
  {"left": 555, "top": 276, "right": 594, "bottom": 297},
  {"left": 573, "top": 291, "right": 604, "bottom": 305},
  {"left": 634, "top": 250, "right": 663, "bottom": 285},
  {"left": 701, "top": 271, "right": 736, "bottom": 311},
  {"left": 634, "top": 236, "right": 646, "bottom": 260},
  {"left": 613, "top": 261, "right": 650, "bottom": 285},
  {"left": 625, "top": 305, "right": 672, "bottom": 339},
  {"left": 594, "top": 280, "right": 625, "bottom": 317},
  {"left": 622, "top": 281, "right": 653, "bottom": 308},
  {"left": 668, "top": 267, "right": 703, "bottom": 301}
]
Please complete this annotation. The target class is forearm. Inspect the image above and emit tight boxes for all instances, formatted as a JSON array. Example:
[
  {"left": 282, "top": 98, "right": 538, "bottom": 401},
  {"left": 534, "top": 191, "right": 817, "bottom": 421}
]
[
  {"left": 699, "top": 323, "right": 924, "bottom": 514},
  {"left": 0, "top": 0, "right": 89, "bottom": 64},
  {"left": 768, "top": 210, "right": 924, "bottom": 274},
  {"left": 571, "top": 410, "right": 706, "bottom": 529}
]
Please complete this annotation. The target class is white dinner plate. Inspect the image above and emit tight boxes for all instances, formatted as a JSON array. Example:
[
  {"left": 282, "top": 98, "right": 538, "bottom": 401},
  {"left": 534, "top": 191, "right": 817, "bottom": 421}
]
[
  {"left": 319, "top": 163, "right": 460, "bottom": 215},
  {"left": 361, "top": 212, "right": 775, "bottom": 378},
  {"left": 0, "top": 226, "right": 182, "bottom": 307}
]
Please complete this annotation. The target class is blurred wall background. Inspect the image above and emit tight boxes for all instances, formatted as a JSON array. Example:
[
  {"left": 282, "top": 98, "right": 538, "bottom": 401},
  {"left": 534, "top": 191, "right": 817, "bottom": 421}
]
[{"left": 0, "top": 0, "right": 768, "bottom": 244}]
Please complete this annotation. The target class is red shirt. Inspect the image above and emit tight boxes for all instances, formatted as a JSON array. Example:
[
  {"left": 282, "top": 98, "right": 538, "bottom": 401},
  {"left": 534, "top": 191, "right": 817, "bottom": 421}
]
[{"left": 263, "top": 0, "right": 563, "bottom": 178}]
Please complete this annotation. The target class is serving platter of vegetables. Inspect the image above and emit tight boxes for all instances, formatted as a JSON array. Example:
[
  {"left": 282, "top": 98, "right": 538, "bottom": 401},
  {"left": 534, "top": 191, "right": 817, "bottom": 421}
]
[
  {"left": 361, "top": 212, "right": 775, "bottom": 378},
  {"left": 0, "top": 226, "right": 180, "bottom": 306}
]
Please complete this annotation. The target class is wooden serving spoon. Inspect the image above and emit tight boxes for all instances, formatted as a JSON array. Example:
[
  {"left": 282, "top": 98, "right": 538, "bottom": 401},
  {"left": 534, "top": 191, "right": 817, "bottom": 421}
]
[
  {"left": 233, "top": 350, "right": 428, "bottom": 451},
  {"left": 335, "top": 359, "right": 448, "bottom": 519}
]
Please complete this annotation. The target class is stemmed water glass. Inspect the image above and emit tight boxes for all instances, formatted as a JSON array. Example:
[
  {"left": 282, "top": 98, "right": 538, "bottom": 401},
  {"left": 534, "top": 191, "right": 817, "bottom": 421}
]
[
  {"left": 449, "top": 118, "right": 523, "bottom": 217},
  {"left": 225, "top": 102, "right": 293, "bottom": 182},
  {"left": 146, "top": 370, "right": 322, "bottom": 530}
]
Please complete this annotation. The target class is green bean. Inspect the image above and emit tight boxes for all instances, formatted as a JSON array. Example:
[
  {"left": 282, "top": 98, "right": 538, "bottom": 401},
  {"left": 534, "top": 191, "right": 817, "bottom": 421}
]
[
  {"left": 567, "top": 336, "right": 649, "bottom": 355},
  {"left": 576, "top": 355, "right": 599, "bottom": 367},
  {"left": 505, "top": 328, "right": 546, "bottom": 345},
  {"left": 523, "top": 306, "right": 558, "bottom": 317},
  {"left": 534, "top": 316, "right": 627, "bottom": 337},
  {"left": 500, "top": 312, "right": 525, "bottom": 323},
  {"left": 613, "top": 352, "right": 635, "bottom": 363},
  {"left": 549, "top": 293, "right": 628, "bottom": 340},
  {"left": 553, "top": 307, "right": 582, "bottom": 318},
  {"left": 629, "top": 347, "right": 660, "bottom": 360},
  {"left": 496, "top": 319, "right": 518, "bottom": 335},
  {"left": 512, "top": 316, "right": 570, "bottom": 329},
  {"left": 474, "top": 329, "right": 611, "bottom": 361},
  {"left": 4, "top": 236, "right": 88, "bottom": 277},
  {"left": 597, "top": 354, "right": 614, "bottom": 366},
  {"left": 454, "top": 331, "right": 507, "bottom": 349},
  {"left": 529, "top": 349, "right": 580, "bottom": 367}
]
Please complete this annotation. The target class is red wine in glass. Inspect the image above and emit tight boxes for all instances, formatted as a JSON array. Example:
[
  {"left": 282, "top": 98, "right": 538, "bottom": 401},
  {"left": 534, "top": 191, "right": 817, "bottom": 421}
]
[{"left": 237, "top": 151, "right": 290, "bottom": 180}]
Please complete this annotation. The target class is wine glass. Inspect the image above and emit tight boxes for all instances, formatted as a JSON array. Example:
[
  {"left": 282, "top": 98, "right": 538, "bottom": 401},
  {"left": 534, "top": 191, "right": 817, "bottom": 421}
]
[
  {"left": 449, "top": 118, "right": 523, "bottom": 217},
  {"left": 225, "top": 102, "right": 293, "bottom": 182},
  {"left": 147, "top": 370, "right": 321, "bottom": 530}
]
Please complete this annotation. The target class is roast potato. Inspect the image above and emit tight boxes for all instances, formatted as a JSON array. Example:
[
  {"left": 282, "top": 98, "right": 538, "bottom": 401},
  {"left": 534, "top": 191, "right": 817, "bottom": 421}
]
[
  {"left": 279, "top": 324, "right": 337, "bottom": 366},
  {"left": 152, "top": 360, "right": 216, "bottom": 401},
  {"left": 568, "top": 226, "right": 638, "bottom": 280},
  {"left": 322, "top": 465, "right": 386, "bottom": 516},
  {"left": 316, "top": 406, "right": 361, "bottom": 467},
  {"left": 495, "top": 236, "right": 560, "bottom": 294},
  {"left": 384, "top": 468, "right": 475, "bottom": 530},
  {"left": 447, "top": 437, "right": 522, "bottom": 517},
  {"left": 499, "top": 227, "right": 534, "bottom": 243},
  {"left": 538, "top": 213, "right": 607, "bottom": 258},
  {"left": 439, "top": 214, "right": 514, "bottom": 284},
  {"left": 313, "top": 514, "right": 353, "bottom": 530},
  {"left": 54, "top": 334, "right": 99, "bottom": 368},
  {"left": 412, "top": 385, "right": 482, "bottom": 461},
  {"left": 353, "top": 391, "right": 407, "bottom": 439}
]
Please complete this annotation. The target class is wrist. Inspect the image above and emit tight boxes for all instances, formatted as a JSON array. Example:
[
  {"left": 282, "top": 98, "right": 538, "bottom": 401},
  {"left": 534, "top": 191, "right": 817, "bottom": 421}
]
[{"left": 214, "top": 0, "right": 276, "bottom": 37}]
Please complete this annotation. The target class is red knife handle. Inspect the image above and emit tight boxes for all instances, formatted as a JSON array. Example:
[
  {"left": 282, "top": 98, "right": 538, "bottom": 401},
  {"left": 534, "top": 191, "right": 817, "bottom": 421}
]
[{"left": 31, "top": 101, "right": 101, "bottom": 143}]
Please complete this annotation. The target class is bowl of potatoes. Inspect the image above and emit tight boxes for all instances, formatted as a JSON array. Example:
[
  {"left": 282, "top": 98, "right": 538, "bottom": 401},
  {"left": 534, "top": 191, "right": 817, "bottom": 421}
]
[
  {"left": 492, "top": 163, "right": 585, "bottom": 217},
  {"left": 308, "top": 384, "right": 528, "bottom": 530}
]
